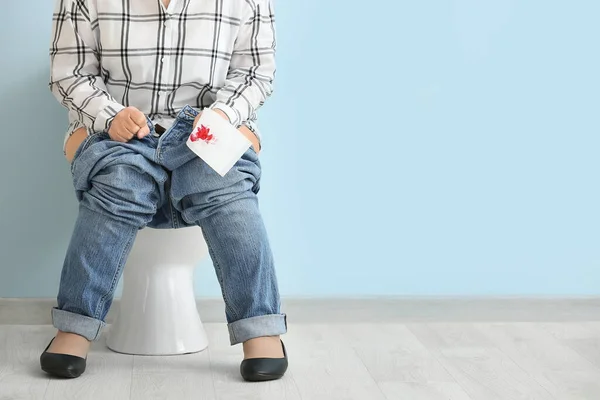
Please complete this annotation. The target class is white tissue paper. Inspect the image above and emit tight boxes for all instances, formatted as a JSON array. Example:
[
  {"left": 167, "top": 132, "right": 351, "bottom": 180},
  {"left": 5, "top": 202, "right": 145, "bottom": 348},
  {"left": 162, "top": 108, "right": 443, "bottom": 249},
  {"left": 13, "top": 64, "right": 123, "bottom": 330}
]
[{"left": 186, "top": 108, "right": 252, "bottom": 177}]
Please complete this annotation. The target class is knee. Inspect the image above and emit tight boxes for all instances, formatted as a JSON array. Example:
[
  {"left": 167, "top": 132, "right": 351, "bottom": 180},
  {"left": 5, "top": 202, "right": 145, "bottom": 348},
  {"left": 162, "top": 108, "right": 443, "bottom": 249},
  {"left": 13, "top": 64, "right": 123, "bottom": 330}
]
[
  {"left": 181, "top": 186, "right": 259, "bottom": 224},
  {"left": 81, "top": 163, "right": 162, "bottom": 227}
]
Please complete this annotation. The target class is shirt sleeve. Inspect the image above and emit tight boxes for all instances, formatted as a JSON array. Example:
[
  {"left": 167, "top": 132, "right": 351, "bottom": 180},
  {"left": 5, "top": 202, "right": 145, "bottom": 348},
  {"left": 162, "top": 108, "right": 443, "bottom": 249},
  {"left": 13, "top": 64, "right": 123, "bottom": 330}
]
[
  {"left": 49, "top": 0, "right": 125, "bottom": 133},
  {"left": 209, "top": 0, "right": 276, "bottom": 127}
]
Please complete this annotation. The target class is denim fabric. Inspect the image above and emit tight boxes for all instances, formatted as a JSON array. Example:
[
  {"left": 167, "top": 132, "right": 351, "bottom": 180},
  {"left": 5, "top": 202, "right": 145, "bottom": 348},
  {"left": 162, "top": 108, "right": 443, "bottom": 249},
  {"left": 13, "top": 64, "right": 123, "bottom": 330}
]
[{"left": 52, "top": 105, "right": 286, "bottom": 345}]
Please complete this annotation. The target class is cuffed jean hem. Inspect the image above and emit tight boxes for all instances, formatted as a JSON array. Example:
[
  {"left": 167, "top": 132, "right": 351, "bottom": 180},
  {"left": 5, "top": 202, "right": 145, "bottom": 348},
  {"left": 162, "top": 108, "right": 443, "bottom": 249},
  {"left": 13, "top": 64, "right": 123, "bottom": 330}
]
[
  {"left": 51, "top": 308, "right": 106, "bottom": 341},
  {"left": 227, "top": 313, "right": 287, "bottom": 345}
]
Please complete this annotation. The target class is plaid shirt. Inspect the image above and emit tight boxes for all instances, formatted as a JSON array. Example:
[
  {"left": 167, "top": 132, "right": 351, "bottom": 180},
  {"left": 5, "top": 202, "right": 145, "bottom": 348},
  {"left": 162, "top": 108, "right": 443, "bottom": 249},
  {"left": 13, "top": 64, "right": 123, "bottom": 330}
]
[{"left": 50, "top": 0, "right": 276, "bottom": 143}]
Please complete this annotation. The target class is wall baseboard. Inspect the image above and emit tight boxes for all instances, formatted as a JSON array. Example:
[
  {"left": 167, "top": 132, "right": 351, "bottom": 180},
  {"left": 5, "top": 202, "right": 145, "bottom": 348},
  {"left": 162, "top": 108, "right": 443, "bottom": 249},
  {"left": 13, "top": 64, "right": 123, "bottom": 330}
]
[{"left": 1, "top": 297, "right": 600, "bottom": 325}]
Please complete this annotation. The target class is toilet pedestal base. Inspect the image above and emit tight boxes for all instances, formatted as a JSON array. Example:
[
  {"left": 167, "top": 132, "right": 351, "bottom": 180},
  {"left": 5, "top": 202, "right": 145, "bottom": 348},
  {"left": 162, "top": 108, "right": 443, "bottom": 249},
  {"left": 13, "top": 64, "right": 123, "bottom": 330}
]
[{"left": 106, "top": 228, "right": 209, "bottom": 355}]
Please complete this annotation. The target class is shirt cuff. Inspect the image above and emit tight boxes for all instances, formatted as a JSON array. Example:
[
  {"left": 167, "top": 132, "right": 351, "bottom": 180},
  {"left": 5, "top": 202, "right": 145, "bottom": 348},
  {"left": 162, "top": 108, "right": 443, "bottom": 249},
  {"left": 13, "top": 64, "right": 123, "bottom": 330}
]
[
  {"left": 93, "top": 102, "right": 126, "bottom": 133},
  {"left": 209, "top": 102, "right": 242, "bottom": 128}
]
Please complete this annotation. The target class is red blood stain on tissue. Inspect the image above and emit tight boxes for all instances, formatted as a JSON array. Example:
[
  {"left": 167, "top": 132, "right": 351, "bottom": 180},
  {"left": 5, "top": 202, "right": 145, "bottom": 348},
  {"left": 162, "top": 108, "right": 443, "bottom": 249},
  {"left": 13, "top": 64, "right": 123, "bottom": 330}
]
[{"left": 190, "top": 125, "right": 215, "bottom": 144}]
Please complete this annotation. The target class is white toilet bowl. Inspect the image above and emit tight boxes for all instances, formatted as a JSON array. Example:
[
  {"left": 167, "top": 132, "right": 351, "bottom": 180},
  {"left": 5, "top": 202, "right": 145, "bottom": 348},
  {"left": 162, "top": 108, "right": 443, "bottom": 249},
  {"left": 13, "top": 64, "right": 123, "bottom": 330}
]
[{"left": 106, "top": 227, "right": 209, "bottom": 355}]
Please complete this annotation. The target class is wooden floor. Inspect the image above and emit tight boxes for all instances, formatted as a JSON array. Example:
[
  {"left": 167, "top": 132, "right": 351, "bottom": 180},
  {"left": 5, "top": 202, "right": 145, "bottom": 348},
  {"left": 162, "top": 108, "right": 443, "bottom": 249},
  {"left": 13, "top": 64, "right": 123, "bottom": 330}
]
[{"left": 2, "top": 322, "right": 600, "bottom": 400}]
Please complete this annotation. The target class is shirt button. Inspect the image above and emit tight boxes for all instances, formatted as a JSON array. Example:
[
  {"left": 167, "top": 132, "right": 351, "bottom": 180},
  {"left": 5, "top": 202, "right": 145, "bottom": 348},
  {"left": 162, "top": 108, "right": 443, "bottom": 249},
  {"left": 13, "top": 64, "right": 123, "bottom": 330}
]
[{"left": 161, "top": 57, "right": 166, "bottom": 63}]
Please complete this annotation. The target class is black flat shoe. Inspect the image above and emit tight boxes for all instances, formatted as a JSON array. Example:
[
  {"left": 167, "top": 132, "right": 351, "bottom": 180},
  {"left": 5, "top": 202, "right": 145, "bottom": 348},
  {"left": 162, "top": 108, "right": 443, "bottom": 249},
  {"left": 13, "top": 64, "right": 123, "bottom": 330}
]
[
  {"left": 40, "top": 339, "right": 87, "bottom": 379},
  {"left": 240, "top": 340, "right": 288, "bottom": 382}
]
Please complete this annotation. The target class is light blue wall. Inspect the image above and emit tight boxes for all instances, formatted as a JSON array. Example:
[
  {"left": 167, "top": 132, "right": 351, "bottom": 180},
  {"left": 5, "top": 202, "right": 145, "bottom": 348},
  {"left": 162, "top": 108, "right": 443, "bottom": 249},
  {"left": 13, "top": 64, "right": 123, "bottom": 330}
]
[{"left": 1, "top": 1, "right": 599, "bottom": 298}]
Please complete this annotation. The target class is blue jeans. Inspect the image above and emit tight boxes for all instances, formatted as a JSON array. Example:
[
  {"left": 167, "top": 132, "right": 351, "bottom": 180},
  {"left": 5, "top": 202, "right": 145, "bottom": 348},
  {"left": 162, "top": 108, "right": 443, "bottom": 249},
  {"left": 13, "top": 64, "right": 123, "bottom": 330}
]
[{"left": 52, "top": 105, "right": 286, "bottom": 345}]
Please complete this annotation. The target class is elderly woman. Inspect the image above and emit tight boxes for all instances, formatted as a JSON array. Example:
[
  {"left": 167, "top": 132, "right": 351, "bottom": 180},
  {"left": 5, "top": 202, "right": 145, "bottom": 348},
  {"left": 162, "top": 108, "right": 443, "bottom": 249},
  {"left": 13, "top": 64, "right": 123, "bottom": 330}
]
[{"left": 41, "top": 0, "right": 287, "bottom": 382}]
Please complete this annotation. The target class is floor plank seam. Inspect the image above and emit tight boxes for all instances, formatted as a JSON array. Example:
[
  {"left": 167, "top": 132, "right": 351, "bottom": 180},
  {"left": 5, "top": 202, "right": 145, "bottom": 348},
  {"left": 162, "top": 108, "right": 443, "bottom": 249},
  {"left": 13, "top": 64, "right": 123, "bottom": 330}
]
[
  {"left": 128, "top": 355, "right": 135, "bottom": 400},
  {"left": 541, "top": 322, "right": 600, "bottom": 377},
  {"left": 471, "top": 324, "right": 559, "bottom": 400},
  {"left": 405, "top": 324, "right": 476, "bottom": 399},
  {"left": 285, "top": 373, "right": 303, "bottom": 400},
  {"left": 350, "top": 345, "right": 389, "bottom": 400},
  {"left": 40, "top": 373, "right": 51, "bottom": 400},
  {"left": 559, "top": 337, "right": 600, "bottom": 375},
  {"left": 206, "top": 346, "right": 220, "bottom": 399}
]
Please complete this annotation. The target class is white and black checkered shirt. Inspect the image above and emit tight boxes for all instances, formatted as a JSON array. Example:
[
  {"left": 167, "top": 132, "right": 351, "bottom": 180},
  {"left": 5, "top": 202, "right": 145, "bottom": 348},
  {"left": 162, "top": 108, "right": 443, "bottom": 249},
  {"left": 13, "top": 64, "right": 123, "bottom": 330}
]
[{"left": 50, "top": 0, "right": 276, "bottom": 144}]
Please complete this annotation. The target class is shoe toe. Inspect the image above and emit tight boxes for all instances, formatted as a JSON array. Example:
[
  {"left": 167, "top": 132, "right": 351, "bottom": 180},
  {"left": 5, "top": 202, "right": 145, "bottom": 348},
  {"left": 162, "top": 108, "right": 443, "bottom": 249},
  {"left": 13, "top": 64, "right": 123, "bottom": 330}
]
[
  {"left": 40, "top": 350, "right": 86, "bottom": 378},
  {"left": 240, "top": 340, "right": 288, "bottom": 382},
  {"left": 240, "top": 357, "right": 288, "bottom": 381}
]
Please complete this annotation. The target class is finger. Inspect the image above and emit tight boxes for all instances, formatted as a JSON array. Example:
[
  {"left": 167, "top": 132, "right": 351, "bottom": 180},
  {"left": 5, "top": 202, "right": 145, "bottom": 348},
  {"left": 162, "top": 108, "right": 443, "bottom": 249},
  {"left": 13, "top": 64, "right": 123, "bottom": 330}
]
[
  {"left": 122, "top": 128, "right": 136, "bottom": 141},
  {"left": 109, "top": 120, "right": 135, "bottom": 141},
  {"left": 109, "top": 131, "right": 126, "bottom": 142},
  {"left": 112, "top": 131, "right": 130, "bottom": 142},
  {"left": 108, "top": 126, "right": 124, "bottom": 142},
  {"left": 122, "top": 116, "right": 141, "bottom": 135},
  {"left": 129, "top": 109, "right": 147, "bottom": 127},
  {"left": 136, "top": 124, "right": 150, "bottom": 138},
  {"left": 112, "top": 126, "right": 134, "bottom": 142}
]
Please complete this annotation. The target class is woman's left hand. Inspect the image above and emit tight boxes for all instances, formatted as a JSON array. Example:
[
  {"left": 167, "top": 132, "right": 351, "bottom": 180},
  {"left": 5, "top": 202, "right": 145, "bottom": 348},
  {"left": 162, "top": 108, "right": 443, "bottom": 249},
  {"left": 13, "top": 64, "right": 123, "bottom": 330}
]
[{"left": 193, "top": 109, "right": 260, "bottom": 154}]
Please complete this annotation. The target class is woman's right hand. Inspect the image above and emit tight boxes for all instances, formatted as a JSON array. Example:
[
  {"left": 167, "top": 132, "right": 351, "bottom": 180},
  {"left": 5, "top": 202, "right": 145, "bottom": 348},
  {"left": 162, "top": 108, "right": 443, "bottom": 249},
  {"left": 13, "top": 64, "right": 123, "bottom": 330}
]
[{"left": 108, "top": 107, "right": 150, "bottom": 142}]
